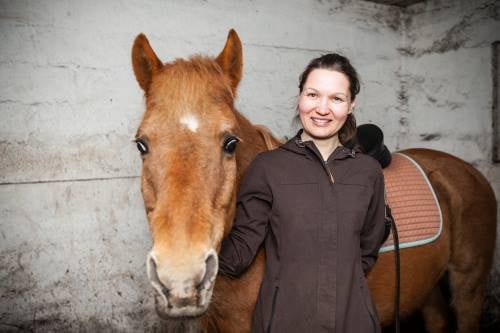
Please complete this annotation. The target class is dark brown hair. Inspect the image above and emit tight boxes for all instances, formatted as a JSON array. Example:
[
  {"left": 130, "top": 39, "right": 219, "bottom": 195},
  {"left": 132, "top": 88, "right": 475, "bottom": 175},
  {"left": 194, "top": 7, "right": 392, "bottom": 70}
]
[{"left": 296, "top": 53, "right": 359, "bottom": 144}]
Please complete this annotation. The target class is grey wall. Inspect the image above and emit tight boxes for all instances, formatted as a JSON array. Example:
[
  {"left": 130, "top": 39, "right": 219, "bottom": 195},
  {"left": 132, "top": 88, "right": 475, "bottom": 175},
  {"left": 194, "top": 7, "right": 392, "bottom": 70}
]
[{"left": 0, "top": 0, "right": 498, "bottom": 331}]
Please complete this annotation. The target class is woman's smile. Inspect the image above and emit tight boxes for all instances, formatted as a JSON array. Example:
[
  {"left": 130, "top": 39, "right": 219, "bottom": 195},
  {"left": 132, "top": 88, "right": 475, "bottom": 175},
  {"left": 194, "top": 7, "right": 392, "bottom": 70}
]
[{"left": 311, "top": 117, "right": 332, "bottom": 127}]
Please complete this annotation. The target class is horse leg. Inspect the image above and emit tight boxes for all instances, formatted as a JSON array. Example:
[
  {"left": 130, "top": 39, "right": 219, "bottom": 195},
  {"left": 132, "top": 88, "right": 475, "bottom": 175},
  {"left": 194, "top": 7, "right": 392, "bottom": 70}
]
[
  {"left": 444, "top": 183, "right": 495, "bottom": 333},
  {"left": 446, "top": 186, "right": 495, "bottom": 332},
  {"left": 420, "top": 285, "right": 449, "bottom": 333},
  {"left": 447, "top": 263, "right": 489, "bottom": 333}
]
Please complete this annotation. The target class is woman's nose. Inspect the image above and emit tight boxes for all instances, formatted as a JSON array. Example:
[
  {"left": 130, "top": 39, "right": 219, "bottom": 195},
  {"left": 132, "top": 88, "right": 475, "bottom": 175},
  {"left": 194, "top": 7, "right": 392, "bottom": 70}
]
[{"left": 316, "top": 98, "right": 330, "bottom": 115}]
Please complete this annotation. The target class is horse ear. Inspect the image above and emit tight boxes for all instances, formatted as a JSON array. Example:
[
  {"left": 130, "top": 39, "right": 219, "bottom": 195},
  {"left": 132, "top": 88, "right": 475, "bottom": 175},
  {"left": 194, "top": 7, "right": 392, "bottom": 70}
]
[
  {"left": 216, "top": 29, "right": 243, "bottom": 96},
  {"left": 132, "top": 33, "right": 163, "bottom": 92}
]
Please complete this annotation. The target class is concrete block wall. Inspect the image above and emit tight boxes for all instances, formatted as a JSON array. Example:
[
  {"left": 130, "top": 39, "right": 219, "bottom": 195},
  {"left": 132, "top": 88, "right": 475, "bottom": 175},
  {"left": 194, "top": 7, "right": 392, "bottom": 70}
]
[
  {"left": 0, "top": 0, "right": 402, "bottom": 331},
  {"left": 1, "top": 0, "right": 498, "bottom": 330}
]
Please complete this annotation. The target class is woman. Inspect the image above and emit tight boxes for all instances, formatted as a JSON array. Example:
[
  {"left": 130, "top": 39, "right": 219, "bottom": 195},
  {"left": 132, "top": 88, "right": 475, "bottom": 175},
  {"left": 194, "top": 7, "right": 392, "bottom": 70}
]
[{"left": 219, "top": 54, "right": 386, "bottom": 333}]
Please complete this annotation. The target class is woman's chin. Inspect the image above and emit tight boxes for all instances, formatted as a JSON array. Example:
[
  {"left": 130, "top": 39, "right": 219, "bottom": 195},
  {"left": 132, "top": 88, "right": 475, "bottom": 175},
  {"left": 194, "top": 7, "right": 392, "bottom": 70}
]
[{"left": 303, "top": 128, "right": 338, "bottom": 141}]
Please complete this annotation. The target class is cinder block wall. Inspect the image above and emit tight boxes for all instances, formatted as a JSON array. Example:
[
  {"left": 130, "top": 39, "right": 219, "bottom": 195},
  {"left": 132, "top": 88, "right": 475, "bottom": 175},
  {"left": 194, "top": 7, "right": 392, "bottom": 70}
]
[{"left": 0, "top": 0, "right": 498, "bottom": 331}]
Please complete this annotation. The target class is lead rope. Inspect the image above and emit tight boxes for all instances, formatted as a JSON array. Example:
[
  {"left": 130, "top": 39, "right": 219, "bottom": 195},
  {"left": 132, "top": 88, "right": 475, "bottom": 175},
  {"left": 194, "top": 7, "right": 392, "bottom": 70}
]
[{"left": 385, "top": 190, "right": 400, "bottom": 333}]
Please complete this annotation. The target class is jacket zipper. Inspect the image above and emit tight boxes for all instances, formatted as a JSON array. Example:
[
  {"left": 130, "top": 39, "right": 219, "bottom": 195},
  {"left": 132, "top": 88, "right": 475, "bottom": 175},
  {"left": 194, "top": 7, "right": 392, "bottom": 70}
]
[
  {"left": 304, "top": 145, "right": 336, "bottom": 184},
  {"left": 267, "top": 286, "right": 279, "bottom": 333},
  {"left": 323, "top": 160, "right": 335, "bottom": 184}
]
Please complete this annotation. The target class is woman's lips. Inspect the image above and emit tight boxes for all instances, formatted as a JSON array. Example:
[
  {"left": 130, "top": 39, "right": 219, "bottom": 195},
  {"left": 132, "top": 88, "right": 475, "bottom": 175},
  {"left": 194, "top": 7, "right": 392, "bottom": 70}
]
[{"left": 311, "top": 117, "right": 332, "bottom": 126}]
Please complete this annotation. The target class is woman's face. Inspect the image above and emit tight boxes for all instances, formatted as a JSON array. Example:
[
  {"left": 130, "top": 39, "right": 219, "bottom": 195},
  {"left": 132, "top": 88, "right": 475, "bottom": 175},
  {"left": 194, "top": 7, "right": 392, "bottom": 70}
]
[{"left": 298, "top": 68, "right": 355, "bottom": 141}]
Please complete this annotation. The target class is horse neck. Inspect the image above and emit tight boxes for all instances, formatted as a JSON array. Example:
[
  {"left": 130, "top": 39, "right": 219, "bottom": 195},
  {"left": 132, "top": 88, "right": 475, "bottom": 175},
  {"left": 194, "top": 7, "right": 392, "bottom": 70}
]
[{"left": 234, "top": 110, "right": 272, "bottom": 182}]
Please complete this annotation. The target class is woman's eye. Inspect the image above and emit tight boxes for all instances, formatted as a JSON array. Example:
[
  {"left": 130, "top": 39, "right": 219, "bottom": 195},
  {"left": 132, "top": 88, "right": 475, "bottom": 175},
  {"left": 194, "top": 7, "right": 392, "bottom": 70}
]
[
  {"left": 306, "top": 92, "right": 317, "bottom": 98},
  {"left": 136, "top": 139, "right": 149, "bottom": 155},
  {"left": 332, "top": 96, "right": 345, "bottom": 103},
  {"left": 223, "top": 136, "right": 239, "bottom": 154}
]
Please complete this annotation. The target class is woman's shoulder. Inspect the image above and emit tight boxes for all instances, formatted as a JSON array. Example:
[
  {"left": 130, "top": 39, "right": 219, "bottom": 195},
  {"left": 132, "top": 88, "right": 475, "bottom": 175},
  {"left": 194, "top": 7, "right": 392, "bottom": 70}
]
[
  {"left": 248, "top": 148, "right": 289, "bottom": 170},
  {"left": 253, "top": 142, "right": 298, "bottom": 161},
  {"left": 246, "top": 146, "right": 299, "bottom": 178},
  {"left": 347, "top": 151, "right": 384, "bottom": 179},
  {"left": 353, "top": 152, "right": 381, "bottom": 168}
]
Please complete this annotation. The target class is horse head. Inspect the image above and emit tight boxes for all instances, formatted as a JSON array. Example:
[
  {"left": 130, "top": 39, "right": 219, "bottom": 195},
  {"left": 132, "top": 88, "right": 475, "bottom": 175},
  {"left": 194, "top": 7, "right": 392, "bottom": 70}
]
[{"left": 131, "top": 30, "right": 272, "bottom": 320}]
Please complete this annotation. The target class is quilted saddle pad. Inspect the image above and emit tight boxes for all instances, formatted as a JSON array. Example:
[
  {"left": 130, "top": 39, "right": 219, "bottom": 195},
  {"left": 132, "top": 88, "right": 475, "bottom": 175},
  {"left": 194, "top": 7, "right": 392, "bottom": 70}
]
[{"left": 379, "top": 153, "right": 443, "bottom": 253}]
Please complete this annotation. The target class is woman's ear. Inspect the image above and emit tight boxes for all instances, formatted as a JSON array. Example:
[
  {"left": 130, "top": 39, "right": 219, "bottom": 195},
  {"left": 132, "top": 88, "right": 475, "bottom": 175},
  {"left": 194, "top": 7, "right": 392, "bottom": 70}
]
[{"left": 348, "top": 100, "right": 356, "bottom": 114}]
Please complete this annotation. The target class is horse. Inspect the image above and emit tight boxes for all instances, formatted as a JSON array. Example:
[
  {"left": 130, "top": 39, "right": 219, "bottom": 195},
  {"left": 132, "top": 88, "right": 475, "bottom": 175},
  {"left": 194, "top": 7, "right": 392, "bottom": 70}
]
[{"left": 131, "top": 30, "right": 497, "bottom": 333}]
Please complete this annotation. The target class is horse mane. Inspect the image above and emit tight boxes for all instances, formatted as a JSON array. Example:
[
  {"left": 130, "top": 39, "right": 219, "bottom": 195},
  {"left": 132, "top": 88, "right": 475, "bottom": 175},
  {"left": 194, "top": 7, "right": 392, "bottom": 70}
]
[{"left": 254, "top": 124, "right": 283, "bottom": 150}]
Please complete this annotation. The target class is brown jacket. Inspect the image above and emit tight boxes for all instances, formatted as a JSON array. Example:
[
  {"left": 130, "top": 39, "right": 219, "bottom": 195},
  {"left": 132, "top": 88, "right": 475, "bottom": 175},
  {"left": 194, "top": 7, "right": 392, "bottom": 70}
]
[{"left": 219, "top": 131, "right": 386, "bottom": 333}]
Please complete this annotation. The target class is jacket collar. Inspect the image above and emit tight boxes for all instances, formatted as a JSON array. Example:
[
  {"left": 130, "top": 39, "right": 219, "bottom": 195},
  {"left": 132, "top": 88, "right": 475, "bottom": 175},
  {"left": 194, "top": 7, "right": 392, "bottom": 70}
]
[{"left": 280, "top": 129, "right": 359, "bottom": 161}]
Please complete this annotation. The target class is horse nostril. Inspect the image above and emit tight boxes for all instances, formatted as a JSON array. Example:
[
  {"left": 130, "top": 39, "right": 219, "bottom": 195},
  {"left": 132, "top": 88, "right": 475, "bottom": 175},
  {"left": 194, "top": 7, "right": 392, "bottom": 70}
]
[
  {"left": 147, "top": 252, "right": 170, "bottom": 297},
  {"left": 198, "top": 250, "right": 218, "bottom": 291}
]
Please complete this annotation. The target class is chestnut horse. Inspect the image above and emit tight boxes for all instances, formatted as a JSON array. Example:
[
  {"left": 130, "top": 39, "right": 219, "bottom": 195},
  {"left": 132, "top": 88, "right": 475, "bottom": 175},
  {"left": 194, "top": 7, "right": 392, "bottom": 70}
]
[{"left": 131, "top": 30, "right": 497, "bottom": 333}]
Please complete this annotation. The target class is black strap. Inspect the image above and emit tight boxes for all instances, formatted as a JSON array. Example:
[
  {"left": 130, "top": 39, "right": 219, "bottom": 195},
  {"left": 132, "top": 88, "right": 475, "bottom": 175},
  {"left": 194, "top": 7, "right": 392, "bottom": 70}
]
[
  {"left": 383, "top": 209, "right": 392, "bottom": 243},
  {"left": 385, "top": 205, "right": 400, "bottom": 333}
]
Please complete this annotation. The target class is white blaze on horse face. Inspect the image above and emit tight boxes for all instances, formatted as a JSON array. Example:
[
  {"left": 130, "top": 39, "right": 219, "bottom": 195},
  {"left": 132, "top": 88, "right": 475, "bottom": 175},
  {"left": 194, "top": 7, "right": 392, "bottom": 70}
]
[{"left": 179, "top": 113, "right": 199, "bottom": 133}]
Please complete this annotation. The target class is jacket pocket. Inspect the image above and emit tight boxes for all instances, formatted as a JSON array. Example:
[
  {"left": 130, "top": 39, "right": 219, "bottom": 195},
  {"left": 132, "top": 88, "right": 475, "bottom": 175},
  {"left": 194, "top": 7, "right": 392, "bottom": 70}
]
[{"left": 266, "top": 286, "right": 279, "bottom": 333}]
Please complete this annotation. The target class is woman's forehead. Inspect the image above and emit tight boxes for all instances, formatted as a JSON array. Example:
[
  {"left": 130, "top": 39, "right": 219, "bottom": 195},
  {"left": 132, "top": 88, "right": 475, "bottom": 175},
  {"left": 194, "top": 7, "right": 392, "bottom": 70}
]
[{"left": 304, "top": 69, "right": 350, "bottom": 90}]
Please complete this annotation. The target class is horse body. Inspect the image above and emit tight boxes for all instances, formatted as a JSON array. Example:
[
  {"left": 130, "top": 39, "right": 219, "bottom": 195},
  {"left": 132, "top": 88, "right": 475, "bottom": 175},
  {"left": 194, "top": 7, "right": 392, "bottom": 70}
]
[
  {"left": 382, "top": 148, "right": 497, "bottom": 332},
  {"left": 131, "top": 30, "right": 496, "bottom": 333}
]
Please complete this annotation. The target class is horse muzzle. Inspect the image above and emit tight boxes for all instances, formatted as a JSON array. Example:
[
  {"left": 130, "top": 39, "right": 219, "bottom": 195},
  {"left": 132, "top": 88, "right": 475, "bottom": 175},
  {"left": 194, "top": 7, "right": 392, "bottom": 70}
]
[{"left": 146, "top": 249, "right": 218, "bottom": 319}]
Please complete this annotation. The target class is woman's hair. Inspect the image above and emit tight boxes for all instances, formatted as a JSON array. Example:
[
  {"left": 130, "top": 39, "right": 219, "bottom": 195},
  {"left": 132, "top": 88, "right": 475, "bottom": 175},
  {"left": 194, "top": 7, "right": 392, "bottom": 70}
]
[{"left": 296, "top": 53, "right": 360, "bottom": 144}]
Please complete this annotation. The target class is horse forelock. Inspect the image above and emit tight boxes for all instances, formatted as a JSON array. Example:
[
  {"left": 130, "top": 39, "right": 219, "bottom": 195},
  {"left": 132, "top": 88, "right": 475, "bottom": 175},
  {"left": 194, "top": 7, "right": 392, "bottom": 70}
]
[{"left": 145, "top": 55, "right": 234, "bottom": 117}]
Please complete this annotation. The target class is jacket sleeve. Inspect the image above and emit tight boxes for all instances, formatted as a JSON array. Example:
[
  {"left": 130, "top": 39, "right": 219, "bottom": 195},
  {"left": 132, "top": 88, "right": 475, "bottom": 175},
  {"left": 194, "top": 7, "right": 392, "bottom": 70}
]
[
  {"left": 218, "top": 155, "right": 273, "bottom": 277},
  {"left": 360, "top": 167, "right": 386, "bottom": 275}
]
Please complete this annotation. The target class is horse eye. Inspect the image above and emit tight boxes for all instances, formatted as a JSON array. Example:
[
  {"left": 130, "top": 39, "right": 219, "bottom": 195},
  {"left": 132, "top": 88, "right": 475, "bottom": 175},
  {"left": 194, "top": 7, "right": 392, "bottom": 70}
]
[
  {"left": 223, "top": 136, "right": 239, "bottom": 154},
  {"left": 136, "top": 139, "right": 148, "bottom": 155}
]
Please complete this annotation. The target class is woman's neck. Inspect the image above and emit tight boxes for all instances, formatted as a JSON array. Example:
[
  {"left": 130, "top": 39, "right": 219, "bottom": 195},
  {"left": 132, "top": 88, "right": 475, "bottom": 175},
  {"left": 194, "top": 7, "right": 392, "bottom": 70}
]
[{"left": 301, "top": 131, "right": 341, "bottom": 161}]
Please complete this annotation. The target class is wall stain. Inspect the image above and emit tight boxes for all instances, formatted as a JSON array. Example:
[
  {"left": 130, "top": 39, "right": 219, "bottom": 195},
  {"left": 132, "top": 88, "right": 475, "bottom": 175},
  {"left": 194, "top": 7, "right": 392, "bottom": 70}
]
[
  {"left": 426, "top": 95, "right": 437, "bottom": 103},
  {"left": 399, "top": 1, "right": 498, "bottom": 58},
  {"left": 420, "top": 133, "right": 442, "bottom": 141},
  {"left": 370, "top": 10, "right": 401, "bottom": 31}
]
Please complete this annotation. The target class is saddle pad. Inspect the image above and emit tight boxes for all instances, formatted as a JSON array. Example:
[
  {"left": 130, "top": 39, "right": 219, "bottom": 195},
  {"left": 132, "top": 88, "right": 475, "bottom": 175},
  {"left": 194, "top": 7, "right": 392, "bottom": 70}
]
[{"left": 379, "top": 153, "right": 443, "bottom": 253}]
